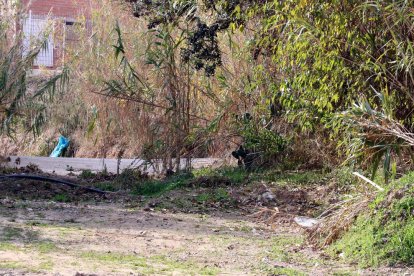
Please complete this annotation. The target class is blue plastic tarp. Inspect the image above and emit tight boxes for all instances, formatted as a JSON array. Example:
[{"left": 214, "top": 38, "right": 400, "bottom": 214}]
[{"left": 50, "top": 136, "right": 70, "bottom": 157}]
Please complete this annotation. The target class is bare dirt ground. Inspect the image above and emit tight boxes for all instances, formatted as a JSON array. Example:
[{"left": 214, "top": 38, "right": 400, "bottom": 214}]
[{"left": 1, "top": 178, "right": 414, "bottom": 275}]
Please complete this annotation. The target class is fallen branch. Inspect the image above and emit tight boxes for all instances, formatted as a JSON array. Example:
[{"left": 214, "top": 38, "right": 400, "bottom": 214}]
[
  {"left": 353, "top": 172, "right": 384, "bottom": 191},
  {"left": 0, "top": 174, "right": 107, "bottom": 194}
]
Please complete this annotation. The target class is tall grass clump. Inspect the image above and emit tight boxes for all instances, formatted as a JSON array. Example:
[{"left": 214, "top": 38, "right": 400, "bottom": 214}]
[{"left": 0, "top": 0, "right": 68, "bottom": 136}]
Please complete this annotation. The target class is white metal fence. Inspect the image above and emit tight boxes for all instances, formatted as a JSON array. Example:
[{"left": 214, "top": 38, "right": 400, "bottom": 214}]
[
  {"left": 22, "top": 11, "right": 92, "bottom": 68},
  {"left": 23, "top": 11, "right": 54, "bottom": 67}
]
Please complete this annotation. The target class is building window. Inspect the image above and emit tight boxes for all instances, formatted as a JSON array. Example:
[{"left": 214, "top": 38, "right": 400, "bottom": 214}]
[
  {"left": 64, "top": 20, "right": 80, "bottom": 43},
  {"left": 23, "top": 12, "right": 54, "bottom": 67}
]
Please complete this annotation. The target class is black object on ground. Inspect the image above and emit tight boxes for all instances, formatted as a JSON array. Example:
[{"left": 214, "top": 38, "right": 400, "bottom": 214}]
[
  {"left": 231, "top": 145, "right": 257, "bottom": 170},
  {"left": 0, "top": 174, "right": 107, "bottom": 194}
]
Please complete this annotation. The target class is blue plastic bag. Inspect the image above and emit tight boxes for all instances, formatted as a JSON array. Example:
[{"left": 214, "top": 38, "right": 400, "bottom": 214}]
[{"left": 50, "top": 136, "right": 70, "bottom": 157}]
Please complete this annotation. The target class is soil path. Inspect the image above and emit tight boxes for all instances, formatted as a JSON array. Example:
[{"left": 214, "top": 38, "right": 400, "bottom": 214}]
[{"left": 1, "top": 199, "right": 412, "bottom": 276}]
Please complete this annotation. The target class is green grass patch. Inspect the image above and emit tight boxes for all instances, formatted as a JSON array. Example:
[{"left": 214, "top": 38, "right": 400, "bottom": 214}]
[
  {"left": 25, "top": 221, "right": 49, "bottom": 227},
  {"left": 38, "top": 260, "right": 54, "bottom": 271},
  {"left": 255, "top": 169, "right": 327, "bottom": 186},
  {"left": 52, "top": 193, "right": 71, "bottom": 202},
  {"left": 269, "top": 235, "right": 305, "bottom": 263},
  {"left": 331, "top": 171, "right": 414, "bottom": 266},
  {"left": 79, "top": 169, "right": 96, "bottom": 179},
  {"left": 0, "top": 261, "right": 26, "bottom": 269},
  {"left": 0, "top": 259, "right": 54, "bottom": 272},
  {"left": 150, "top": 255, "right": 219, "bottom": 275},
  {"left": 1, "top": 226, "right": 41, "bottom": 243},
  {"left": 196, "top": 188, "right": 229, "bottom": 204},
  {"left": 131, "top": 172, "right": 194, "bottom": 196},
  {"left": 196, "top": 193, "right": 211, "bottom": 203},
  {"left": 93, "top": 181, "right": 118, "bottom": 192},
  {"left": 80, "top": 250, "right": 148, "bottom": 267},
  {"left": 193, "top": 167, "right": 248, "bottom": 184},
  {"left": 96, "top": 166, "right": 326, "bottom": 197},
  {"left": 1, "top": 226, "right": 24, "bottom": 240},
  {"left": 33, "top": 242, "right": 59, "bottom": 254},
  {"left": 265, "top": 266, "right": 306, "bottom": 276},
  {"left": 80, "top": 250, "right": 219, "bottom": 275},
  {"left": 0, "top": 241, "right": 21, "bottom": 251},
  {"left": 214, "top": 187, "right": 229, "bottom": 200}
]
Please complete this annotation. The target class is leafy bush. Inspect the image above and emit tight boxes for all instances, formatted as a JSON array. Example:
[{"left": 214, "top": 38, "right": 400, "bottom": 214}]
[
  {"left": 334, "top": 95, "right": 413, "bottom": 183},
  {"left": 241, "top": 121, "right": 287, "bottom": 157}
]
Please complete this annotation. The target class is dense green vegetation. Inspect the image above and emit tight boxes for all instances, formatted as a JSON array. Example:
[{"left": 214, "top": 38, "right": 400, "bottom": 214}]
[
  {"left": 114, "top": 0, "right": 414, "bottom": 178},
  {"left": 332, "top": 172, "right": 414, "bottom": 266}
]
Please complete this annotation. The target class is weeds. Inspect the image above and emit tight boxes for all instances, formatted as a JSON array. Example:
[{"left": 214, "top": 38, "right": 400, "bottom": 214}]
[
  {"left": 127, "top": 167, "right": 248, "bottom": 196},
  {"left": 131, "top": 172, "right": 193, "bottom": 196},
  {"left": 1, "top": 226, "right": 24, "bottom": 241},
  {"left": 80, "top": 251, "right": 219, "bottom": 275},
  {"left": 80, "top": 250, "right": 147, "bottom": 266},
  {"left": 328, "top": 172, "right": 414, "bottom": 266},
  {"left": 79, "top": 169, "right": 96, "bottom": 179},
  {"left": 195, "top": 189, "right": 229, "bottom": 203},
  {"left": 193, "top": 167, "right": 248, "bottom": 184},
  {"left": 33, "top": 242, "right": 58, "bottom": 254},
  {"left": 0, "top": 242, "right": 20, "bottom": 251},
  {"left": 92, "top": 181, "right": 118, "bottom": 192},
  {"left": 52, "top": 194, "right": 70, "bottom": 203}
]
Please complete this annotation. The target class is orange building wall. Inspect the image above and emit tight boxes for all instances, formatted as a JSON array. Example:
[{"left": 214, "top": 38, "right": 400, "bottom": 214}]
[{"left": 22, "top": 0, "right": 92, "bottom": 18}]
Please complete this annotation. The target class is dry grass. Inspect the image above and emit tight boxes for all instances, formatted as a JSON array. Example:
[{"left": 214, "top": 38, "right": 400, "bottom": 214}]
[
  {"left": 308, "top": 195, "right": 373, "bottom": 247},
  {"left": 249, "top": 207, "right": 295, "bottom": 231}
]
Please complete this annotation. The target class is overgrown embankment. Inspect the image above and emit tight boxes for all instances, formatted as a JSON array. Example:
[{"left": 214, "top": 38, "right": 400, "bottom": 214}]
[{"left": 331, "top": 172, "right": 414, "bottom": 267}]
